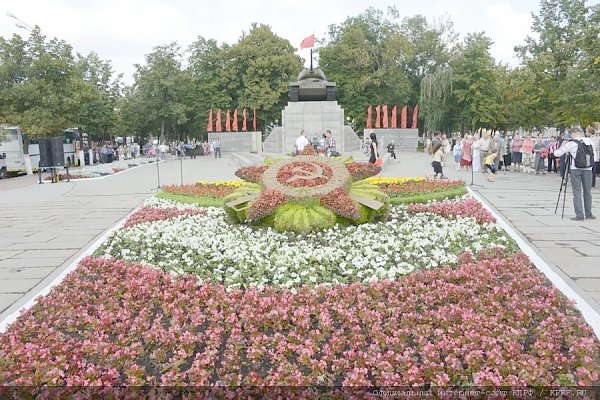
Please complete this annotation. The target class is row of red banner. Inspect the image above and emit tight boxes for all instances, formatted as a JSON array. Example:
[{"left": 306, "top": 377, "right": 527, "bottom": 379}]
[
  {"left": 366, "top": 104, "right": 419, "bottom": 129},
  {"left": 207, "top": 108, "right": 257, "bottom": 132}
]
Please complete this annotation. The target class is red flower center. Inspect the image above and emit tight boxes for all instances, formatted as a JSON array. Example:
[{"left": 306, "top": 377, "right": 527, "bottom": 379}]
[{"left": 276, "top": 161, "right": 333, "bottom": 188}]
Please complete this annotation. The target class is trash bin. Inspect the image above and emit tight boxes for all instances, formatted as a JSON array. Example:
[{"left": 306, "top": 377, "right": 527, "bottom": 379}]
[{"left": 106, "top": 153, "right": 113, "bottom": 163}]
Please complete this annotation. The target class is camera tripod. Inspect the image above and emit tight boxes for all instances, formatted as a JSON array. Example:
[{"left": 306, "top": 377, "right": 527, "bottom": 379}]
[{"left": 554, "top": 155, "right": 571, "bottom": 218}]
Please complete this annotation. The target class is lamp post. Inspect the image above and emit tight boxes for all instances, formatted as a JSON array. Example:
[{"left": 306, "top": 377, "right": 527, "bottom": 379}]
[{"left": 6, "top": 12, "right": 34, "bottom": 32}]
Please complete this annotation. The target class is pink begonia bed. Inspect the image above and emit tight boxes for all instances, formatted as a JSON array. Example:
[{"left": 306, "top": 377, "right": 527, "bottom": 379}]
[
  {"left": 1, "top": 251, "right": 598, "bottom": 386},
  {"left": 408, "top": 198, "right": 496, "bottom": 224},
  {"left": 123, "top": 207, "right": 206, "bottom": 228}
]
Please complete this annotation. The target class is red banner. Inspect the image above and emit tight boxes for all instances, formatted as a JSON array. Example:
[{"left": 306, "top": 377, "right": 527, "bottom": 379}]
[
  {"left": 253, "top": 108, "right": 257, "bottom": 131},
  {"left": 401, "top": 105, "right": 407, "bottom": 129},
  {"left": 300, "top": 34, "right": 315, "bottom": 49},
  {"left": 207, "top": 109, "right": 213, "bottom": 132},
  {"left": 242, "top": 108, "right": 247, "bottom": 132},
  {"left": 391, "top": 105, "right": 397, "bottom": 129},
  {"left": 412, "top": 104, "right": 419, "bottom": 129},
  {"left": 232, "top": 109, "right": 238, "bottom": 132},
  {"left": 215, "top": 110, "right": 222, "bottom": 132},
  {"left": 382, "top": 104, "right": 389, "bottom": 129},
  {"left": 375, "top": 105, "right": 381, "bottom": 128},
  {"left": 366, "top": 105, "right": 372, "bottom": 129},
  {"left": 225, "top": 110, "right": 231, "bottom": 132}
]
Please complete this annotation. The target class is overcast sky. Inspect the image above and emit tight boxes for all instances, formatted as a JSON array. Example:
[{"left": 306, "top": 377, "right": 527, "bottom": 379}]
[{"left": 1, "top": 0, "right": 596, "bottom": 84}]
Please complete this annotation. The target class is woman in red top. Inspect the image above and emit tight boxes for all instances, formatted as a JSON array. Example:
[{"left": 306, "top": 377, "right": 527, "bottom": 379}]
[
  {"left": 460, "top": 134, "right": 473, "bottom": 170},
  {"left": 511, "top": 134, "right": 524, "bottom": 172}
]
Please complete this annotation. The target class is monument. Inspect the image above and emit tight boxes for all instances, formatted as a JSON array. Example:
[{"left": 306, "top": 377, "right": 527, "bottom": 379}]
[{"left": 263, "top": 67, "right": 362, "bottom": 154}]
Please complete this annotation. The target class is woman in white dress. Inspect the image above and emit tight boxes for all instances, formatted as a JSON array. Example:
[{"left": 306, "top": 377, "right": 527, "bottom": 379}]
[{"left": 472, "top": 134, "right": 481, "bottom": 172}]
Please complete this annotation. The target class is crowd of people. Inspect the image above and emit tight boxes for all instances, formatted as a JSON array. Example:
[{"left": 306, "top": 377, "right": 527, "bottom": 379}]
[
  {"left": 424, "top": 128, "right": 600, "bottom": 184},
  {"left": 295, "top": 130, "right": 338, "bottom": 157}
]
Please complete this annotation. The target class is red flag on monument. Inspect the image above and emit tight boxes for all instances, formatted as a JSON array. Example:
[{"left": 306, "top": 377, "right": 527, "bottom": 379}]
[
  {"left": 391, "top": 105, "right": 397, "bottom": 129},
  {"left": 232, "top": 109, "right": 238, "bottom": 132},
  {"left": 225, "top": 110, "right": 231, "bottom": 132},
  {"left": 215, "top": 110, "right": 222, "bottom": 132},
  {"left": 242, "top": 108, "right": 247, "bottom": 132},
  {"left": 411, "top": 104, "right": 419, "bottom": 129},
  {"left": 207, "top": 109, "right": 213, "bottom": 132},
  {"left": 366, "top": 105, "right": 372, "bottom": 129},
  {"left": 300, "top": 34, "right": 315, "bottom": 49},
  {"left": 382, "top": 104, "right": 389, "bottom": 129},
  {"left": 400, "top": 105, "right": 408, "bottom": 128},
  {"left": 253, "top": 108, "right": 257, "bottom": 131},
  {"left": 375, "top": 105, "right": 381, "bottom": 128}
]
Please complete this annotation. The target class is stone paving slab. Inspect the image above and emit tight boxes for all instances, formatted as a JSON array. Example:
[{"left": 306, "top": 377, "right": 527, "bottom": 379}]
[
  {"left": 0, "top": 294, "right": 22, "bottom": 314},
  {"left": 0, "top": 257, "right": 67, "bottom": 269},
  {"left": 0, "top": 266, "right": 55, "bottom": 280}
]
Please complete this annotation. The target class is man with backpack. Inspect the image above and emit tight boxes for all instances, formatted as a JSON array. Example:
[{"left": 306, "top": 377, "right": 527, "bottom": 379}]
[{"left": 554, "top": 127, "right": 597, "bottom": 221}]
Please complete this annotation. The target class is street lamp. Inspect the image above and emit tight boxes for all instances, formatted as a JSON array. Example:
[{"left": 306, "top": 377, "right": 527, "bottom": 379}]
[{"left": 6, "top": 12, "right": 34, "bottom": 32}]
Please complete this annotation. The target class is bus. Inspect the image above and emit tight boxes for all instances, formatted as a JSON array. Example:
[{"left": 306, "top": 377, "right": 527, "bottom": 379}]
[{"left": 0, "top": 126, "right": 88, "bottom": 175}]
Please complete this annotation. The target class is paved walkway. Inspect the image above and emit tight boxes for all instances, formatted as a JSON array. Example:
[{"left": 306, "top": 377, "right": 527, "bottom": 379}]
[
  {"left": 1, "top": 151, "right": 599, "bottom": 326},
  {"left": 0, "top": 155, "right": 244, "bottom": 322}
]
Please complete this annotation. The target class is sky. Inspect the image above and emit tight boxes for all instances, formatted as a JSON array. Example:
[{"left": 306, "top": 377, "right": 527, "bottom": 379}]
[{"left": 0, "top": 0, "right": 593, "bottom": 85}]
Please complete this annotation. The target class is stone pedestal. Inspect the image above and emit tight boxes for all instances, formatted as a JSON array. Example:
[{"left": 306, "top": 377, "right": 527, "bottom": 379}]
[
  {"left": 263, "top": 101, "right": 362, "bottom": 154},
  {"left": 208, "top": 132, "right": 262, "bottom": 153}
]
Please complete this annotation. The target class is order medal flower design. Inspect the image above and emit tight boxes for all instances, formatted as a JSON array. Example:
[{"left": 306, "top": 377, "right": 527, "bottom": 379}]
[{"left": 225, "top": 155, "right": 388, "bottom": 233}]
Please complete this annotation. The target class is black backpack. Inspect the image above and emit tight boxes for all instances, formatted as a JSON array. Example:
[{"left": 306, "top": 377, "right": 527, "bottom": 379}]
[{"left": 574, "top": 139, "right": 594, "bottom": 168}]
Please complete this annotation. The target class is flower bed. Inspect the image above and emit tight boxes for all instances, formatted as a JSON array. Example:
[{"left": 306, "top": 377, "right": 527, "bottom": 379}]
[
  {"left": 96, "top": 203, "right": 517, "bottom": 290},
  {"left": 123, "top": 207, "right": 207, "bottom": 228},
  {"left": 162, "top": 184, "right": 237, "bottom": 198},
  {"left": 409, "top": 198, "right": 496, "bottom": 224},
  {"left": 1, "top": 254, "right": 597, "bottom": 386},
  {"left": 43, "top": 173, "right": 95, "bottom": 181},
  {"left": 380, "top": 180, "right": 467, "bottom": 205}
]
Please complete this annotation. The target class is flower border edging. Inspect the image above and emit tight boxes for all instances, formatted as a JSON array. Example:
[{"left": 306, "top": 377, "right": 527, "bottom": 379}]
[
  {"left": 0, "top": 198, "right": 152, "bottom": 333},
  {"left": 467, "top": 187, "right": 600, "bottom": 339}
]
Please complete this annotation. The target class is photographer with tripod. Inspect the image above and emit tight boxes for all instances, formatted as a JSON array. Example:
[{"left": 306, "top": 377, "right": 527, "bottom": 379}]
[{"left": 553, "top": 127, "right": 597, "bottom": 221}]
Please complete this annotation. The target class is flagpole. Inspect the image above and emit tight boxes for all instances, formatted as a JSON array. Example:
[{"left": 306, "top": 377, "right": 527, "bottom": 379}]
[{"left": 310, "top": 49, "right": 313, "bottom": 71}]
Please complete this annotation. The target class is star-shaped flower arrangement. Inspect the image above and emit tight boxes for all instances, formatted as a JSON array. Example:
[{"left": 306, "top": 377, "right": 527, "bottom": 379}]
[{"left": 224, "top": 147, "right": 389, "bottom": 233}]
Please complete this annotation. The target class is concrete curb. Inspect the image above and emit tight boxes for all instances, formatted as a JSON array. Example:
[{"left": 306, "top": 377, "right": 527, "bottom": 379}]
[{"left": 468, "top": 187, "right": 600, "bottom": 339}]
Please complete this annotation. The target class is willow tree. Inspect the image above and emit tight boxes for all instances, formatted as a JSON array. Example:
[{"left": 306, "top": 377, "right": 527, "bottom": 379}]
[{"left": 419, "top": 68, "right": 452, "bottom": 135}]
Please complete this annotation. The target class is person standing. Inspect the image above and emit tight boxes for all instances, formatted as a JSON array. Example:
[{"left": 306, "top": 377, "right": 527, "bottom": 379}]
[
  {"left": 472, "top": 135, "right": 481, "bottom": 173},
  {"left": 295, "top": 130, "right": 309, "bottom": 155},
  {"left": 213, "top": 138, "right": 221, "bottom": 158},
  {"left": 511, "top": 134, "right": 524, "bottom": 172},
  {"left": 326, "top": 130, "right": 337, "bottom": 156},
  {"left": 521, "top": 133, "right": 534, "bottom": 173},
  {"left": 369, "top": 132, "right": 379, "bottom": 164},
  {"left": 460, "top": 134, "right": 473, "bottom": 171},
  {"left": 478, "top": 132, "right": 491, "bottom": 173},
  {"left": 547, "top": 136, "right": 559, "bottom": 173},
  {"left": 587, "top": 126, "right": 599, "bottom": 187},
  {"left": 453, "top": 139, "right": 462, "bottom": 171},
  {"left": 553, "top": 127, "right": 596, "bottom": 221},
  {"left": 533, "top": 133, "right": 546, "bottom": 174},
  {"left": 387, "top": 141, "right": 396, "bottom": 159}
]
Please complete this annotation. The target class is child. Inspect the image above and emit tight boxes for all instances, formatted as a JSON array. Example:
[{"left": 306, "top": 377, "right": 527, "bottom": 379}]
[
  {"left": 453, "top": 140, "right": 462, "bottom": 171},
  {"left": 431, "top": 143, "right": 447, "bottom": 179},
  {"left": 484, "top": 152, "right": 498, "bottom": 181}
]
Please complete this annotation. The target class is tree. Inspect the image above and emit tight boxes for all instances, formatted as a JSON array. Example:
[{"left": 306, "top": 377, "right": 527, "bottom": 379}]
[
  {"left": 419, "top": 67, "right": 452, "bottom": 134},
  {"left": 319, "top": 7, "right": 412, "bottom": 130},
  {"left": 187, "top": 37, "right": 232, "bottom": 136},
  {"left": 515, "top": 0, "right": 593, "bottom": 126},
  {"left": 451, "top": 33, "right": 501, "bottom": 132},
  {"left": 225, "top": 24, "right": 302, "bottom": 129},
  {"left": 131, "top": 43, "right": 190, "bottom": 142},
  {"left": 0, "top": 28, "right": 77, "bottom": 138}
]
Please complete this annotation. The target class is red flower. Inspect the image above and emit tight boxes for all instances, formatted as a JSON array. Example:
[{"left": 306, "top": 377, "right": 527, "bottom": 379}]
[
  {"left": 247, "top": 189, "right": 287, "bottom": 221},
  {"left": 321, "top": 188, "right": 360, "bottom": 220},
  {"left": 235, "top": 165, "right": 269, "bottom": 183},
  {"left": 345, "top": 162, "right": 381, "bottom": 180}
]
